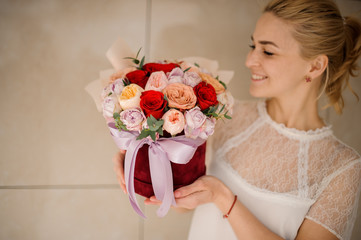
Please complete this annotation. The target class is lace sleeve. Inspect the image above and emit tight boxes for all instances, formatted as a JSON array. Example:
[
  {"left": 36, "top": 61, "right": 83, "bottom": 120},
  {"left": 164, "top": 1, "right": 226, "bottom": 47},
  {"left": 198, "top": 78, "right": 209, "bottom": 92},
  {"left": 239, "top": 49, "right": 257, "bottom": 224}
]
[{"left": 306, "top": 160, "right": 361, "bottom": 240}]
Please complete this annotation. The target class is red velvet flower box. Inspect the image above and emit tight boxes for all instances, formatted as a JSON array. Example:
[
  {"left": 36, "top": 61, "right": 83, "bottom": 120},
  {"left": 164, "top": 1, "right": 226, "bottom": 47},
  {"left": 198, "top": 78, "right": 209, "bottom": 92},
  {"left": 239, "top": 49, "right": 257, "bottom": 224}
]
[{"left": 132, "top": 142, "right": 207, "bottom": 198}]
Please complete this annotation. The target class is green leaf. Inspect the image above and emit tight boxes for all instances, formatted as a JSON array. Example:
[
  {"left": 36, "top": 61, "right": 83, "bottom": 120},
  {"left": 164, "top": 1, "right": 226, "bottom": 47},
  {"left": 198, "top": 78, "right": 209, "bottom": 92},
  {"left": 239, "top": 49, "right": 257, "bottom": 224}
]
[
  {"left": 123, "top": 79, "right": 131, "bottom": 86},
  {"left": 218, "top": 104, "right": 225, "bottom": 114},
  {"left": 107, "top": 92, "right": 112, "bottom": 96},
  {"left": 219, "top": 80, "right": 227, "bottom": 90},
  {"left": 224, "top": 114, "right": 232, "bottom": 119},
  {"left": 183, "top": 67, "right": 191, "bottom": 73},
  {"left": 139, "top": 56, "right": 145, "bottom": 69},
  {"left": 113, "top": 112, "right": 120, "bottom": 119},
  {"left": 135, "top": 47, "right": 142, "bottom": 59},
  {"left": 137, "top": 129, "right": 150, "bottom": 140},
  {"left": 114, "top": 118, "right": 129, "bottom": 131},
  {"left": 164, "top": 94, "right": 169, "bottom": 102},
  {"left": 211, "top": 112, "right": 218, "bottom": 117},
  {"left": 150, "top": 131, "right": 156, "bottom": 141},
  {"left": 194, "top": 62, "right": 200, "bottom": 68},
  {"left": 157, "top": 127, "right": 164, "bottom": 136},
  {"left": 133, "top": 59, "right": 140, "bottom": 65},
  {"left": 155, "top": 119, "right": 164, "bottom": 127}
]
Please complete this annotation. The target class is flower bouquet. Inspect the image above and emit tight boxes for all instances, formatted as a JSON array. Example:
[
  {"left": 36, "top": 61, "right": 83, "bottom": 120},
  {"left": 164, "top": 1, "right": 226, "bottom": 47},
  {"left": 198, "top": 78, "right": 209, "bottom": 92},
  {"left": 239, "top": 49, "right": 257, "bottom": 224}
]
[{"left": 86, "top": 38, "right": 234, "bottom": 218}]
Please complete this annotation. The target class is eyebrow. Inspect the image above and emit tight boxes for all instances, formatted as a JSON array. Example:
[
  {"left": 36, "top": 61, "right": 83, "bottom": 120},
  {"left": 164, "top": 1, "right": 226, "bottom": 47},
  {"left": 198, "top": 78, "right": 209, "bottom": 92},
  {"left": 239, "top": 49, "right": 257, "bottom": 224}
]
[{"left": 251, "top": 35, "right": 279, "bottom": 48}]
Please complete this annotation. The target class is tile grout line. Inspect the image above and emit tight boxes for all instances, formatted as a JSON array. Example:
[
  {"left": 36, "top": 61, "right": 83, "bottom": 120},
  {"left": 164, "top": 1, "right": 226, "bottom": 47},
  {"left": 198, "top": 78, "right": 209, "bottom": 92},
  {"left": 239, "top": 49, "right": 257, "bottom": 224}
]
[
  {"left": 0, "top": 184, "right": 120, "bottom": 190},
  {"left": 139, "top": 1, "right": 152, "bottom": 240},
  {"left": 145, "top": 0, "right": 152, "bottom": 59}
]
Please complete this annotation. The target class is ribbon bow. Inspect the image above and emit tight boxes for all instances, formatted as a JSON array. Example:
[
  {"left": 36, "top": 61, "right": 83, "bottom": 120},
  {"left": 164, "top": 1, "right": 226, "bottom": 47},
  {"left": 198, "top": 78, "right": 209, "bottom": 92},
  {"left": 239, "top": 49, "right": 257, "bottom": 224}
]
[{"left": 108, "top": 123, "right": 205, "bottom": 218}]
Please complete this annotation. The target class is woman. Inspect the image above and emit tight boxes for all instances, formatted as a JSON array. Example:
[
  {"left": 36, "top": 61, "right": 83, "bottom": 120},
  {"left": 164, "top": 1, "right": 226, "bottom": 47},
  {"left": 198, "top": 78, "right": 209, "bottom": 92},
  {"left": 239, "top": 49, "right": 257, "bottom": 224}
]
[{"left": 113, "top": 0, "right": 361, "bottom": 239}]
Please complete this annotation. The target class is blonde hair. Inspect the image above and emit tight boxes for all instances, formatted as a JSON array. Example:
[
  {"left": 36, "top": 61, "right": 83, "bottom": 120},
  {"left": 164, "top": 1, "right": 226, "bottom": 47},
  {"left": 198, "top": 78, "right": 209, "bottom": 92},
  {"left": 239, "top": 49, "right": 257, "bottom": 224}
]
[{"left": 264, "top": 0, "right": 361, "bottom": 114}]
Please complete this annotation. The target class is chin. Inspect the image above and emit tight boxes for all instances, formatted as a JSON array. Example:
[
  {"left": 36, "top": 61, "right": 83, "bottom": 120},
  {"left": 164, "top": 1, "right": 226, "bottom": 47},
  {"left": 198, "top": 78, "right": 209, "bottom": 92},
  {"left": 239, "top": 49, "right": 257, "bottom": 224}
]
[{"left": 249, "top": 87, "right": 266, "bottom": 98}]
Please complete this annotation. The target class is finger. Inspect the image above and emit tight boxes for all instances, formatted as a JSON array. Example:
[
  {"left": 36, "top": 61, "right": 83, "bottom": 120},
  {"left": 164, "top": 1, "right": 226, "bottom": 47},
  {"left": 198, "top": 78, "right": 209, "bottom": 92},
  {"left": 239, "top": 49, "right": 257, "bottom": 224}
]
[
  {"left": 174, "top": 179, "right": 206, "bottom": 198},
  {"left": 112, "top": 150, "right": 127, "bottom": 194},
  {"left": 112, "top": 150, "right": 126, "bottom": 185},
  {"left": 144, "top": 196, "right": 162, "bottom": 205},
  {"left": 116, "top": 174, "right": 127, "bottom": 194},
  {"left": 175, "top": 190, "right": 209, "bottom": 210}
]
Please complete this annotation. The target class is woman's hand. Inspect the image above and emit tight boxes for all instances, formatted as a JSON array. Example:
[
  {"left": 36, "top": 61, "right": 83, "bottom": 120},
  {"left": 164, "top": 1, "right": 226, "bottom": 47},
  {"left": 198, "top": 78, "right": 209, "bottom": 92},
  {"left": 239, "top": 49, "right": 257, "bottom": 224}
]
[
  {"left": 144, "top": 175, "right": 234, "bottom": 214},
  {"left": 112, "top": 149, "right": 127, "bottom": 194},
  {"left": 174, "top": 176, "right": 234, "bottom": 211}
]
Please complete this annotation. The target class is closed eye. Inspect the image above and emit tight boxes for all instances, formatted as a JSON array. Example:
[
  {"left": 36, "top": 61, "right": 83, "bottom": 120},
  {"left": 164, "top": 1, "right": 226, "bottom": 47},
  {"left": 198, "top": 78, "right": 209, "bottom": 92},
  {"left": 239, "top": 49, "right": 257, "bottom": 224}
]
[{"left": 264, "top": 51, "right": 274, "bottom": 56}]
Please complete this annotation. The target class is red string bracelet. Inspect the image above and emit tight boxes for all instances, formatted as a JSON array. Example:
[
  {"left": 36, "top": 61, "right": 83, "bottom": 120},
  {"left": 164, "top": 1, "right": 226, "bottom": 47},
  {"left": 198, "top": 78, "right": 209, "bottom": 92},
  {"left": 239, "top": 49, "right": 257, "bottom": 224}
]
[{"left": 223, "top": 195, "right": 237, "bottom": 219}]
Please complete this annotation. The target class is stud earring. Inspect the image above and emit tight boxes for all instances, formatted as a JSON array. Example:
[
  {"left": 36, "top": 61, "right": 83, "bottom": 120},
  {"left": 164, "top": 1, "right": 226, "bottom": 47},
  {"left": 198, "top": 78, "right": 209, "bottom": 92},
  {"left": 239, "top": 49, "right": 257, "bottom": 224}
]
[{"left": 305, "top": 76, "right": 311, "bottom": 83}]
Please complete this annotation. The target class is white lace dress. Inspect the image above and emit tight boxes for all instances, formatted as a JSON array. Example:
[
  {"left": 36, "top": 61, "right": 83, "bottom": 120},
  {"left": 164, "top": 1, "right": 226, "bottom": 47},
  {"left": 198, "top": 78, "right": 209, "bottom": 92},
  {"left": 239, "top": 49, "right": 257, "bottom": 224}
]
[{"left": 188, "top": 100, "right": 361, "bottom": 240}]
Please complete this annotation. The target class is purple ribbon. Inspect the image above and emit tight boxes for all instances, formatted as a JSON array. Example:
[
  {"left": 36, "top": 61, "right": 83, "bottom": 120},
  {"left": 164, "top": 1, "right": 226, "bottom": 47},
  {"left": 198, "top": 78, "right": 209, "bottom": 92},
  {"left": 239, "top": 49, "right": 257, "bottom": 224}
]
[{"left": 108, "top": 123, "right": 205, "bottom": 218}]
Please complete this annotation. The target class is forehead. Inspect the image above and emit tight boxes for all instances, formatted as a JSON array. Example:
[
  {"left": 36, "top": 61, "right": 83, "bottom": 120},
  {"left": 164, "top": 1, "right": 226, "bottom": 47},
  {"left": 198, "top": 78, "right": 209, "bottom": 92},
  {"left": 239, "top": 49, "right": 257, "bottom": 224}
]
[{"left": 253, "top": 12, "right": 299, "bottom": 51}]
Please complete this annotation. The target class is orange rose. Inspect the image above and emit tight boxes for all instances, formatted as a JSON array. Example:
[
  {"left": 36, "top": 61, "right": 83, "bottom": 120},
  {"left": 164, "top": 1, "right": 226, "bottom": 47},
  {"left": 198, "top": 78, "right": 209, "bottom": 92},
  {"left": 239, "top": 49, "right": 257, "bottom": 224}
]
[
  {"left": 162, "top": 83, "right": 197, "bottom": 110},
  {"left": 198, "top": 72, "right": 225, "bottom": 94}
]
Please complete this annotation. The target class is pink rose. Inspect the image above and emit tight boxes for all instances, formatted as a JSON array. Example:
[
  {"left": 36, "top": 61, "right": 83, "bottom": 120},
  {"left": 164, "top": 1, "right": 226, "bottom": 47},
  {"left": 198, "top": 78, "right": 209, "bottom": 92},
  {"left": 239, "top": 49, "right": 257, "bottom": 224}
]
[
  {"left": 145, "top": 71, "right": 168, "bottom": 92},
  {"left": 111, "top": 79, "right": 125, "bottom": 95},
  {"left": 185, "top": 107, "right": 206, "bottom": 129},
  {"left": 184, "top": 107, "right": 206, "bottom": 139},
  {"left": 198, "top": 117, "right": 216, "bottom": 140},
  {"left": 183, "top": 71, "right": 202, "bottom": 87},
  {"left": 119, "top": 108, "right": 145, "bottom": 131},
  {"left": 102, "top": 96, "right": 121, "bottom": 121},
  {"left": 168, "top": 76, "right": 183, "bottom": 84},
  {"left": 162, "top": 83, "right": 197, "bottom": 110},
  {"left": 168, "top": 67, "right": 184, "bottom": 78},
  {"left": 168, "top": 67, "right": 184, "bottom": 84},
  {"left": 162, "top": 109, "right": 185, "bottom": 136}
]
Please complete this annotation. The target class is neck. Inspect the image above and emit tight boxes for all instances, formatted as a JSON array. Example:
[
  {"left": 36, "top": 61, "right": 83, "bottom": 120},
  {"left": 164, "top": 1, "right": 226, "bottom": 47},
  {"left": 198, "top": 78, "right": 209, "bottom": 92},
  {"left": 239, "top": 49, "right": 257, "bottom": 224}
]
[{"left": 266, "top": 97, "right": 325, "bottom": 131}]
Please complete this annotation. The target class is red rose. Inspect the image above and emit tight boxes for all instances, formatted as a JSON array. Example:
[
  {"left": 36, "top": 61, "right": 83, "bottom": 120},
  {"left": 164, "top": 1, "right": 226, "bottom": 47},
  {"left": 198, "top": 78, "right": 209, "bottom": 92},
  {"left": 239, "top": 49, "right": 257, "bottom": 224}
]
[
  {"left": 125, "top": 70, "right": 149, "bottom": 89},
  {"left": 140, "top": 90, "right": 168, "bottom": 119},
  {"left": 193, "top": 82, "right": 218, "bottom": 110},
  {"left": 143, "top": 63, "right": 180, "bottom": 74}
]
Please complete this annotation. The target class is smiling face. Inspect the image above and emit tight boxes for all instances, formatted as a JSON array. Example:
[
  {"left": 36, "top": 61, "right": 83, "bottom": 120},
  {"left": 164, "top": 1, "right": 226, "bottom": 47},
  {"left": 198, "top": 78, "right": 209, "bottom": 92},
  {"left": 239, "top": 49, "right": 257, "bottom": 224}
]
[{"left": 245, "top": 13, "right": 312, "bottom": 100}]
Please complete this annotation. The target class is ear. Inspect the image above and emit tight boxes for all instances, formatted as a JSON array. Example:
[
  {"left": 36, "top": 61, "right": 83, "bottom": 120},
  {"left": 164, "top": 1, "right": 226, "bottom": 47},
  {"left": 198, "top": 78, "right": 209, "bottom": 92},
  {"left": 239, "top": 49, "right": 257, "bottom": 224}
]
[{"left": 308, "top": 55, "right": 328, "bottom": 79}]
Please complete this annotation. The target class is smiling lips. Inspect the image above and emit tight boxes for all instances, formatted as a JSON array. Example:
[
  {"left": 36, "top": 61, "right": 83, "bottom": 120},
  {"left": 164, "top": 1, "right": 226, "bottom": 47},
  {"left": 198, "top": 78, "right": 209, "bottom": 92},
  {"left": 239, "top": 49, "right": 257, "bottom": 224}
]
[{"left": 251, "top": 74, "right": 268, "bottom": 81}]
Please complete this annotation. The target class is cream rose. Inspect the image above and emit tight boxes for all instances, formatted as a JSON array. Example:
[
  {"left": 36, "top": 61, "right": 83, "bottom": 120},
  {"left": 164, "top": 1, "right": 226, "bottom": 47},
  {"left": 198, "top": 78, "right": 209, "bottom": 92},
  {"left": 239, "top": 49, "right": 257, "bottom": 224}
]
[
  {"left": 162, "top": 109, "right": 185, "bottom": 136},
  {"left": 145, "top": 71, "right": 168, "bottom": 92},
  {"left": 162, "top": 83, "right": 197, "bottom": 110},
  {"left": 198, "top": 72, "right": 225, "bottom": 94},
  {"left": 118, "top": 84, "right": 144, "bottom": 110}
]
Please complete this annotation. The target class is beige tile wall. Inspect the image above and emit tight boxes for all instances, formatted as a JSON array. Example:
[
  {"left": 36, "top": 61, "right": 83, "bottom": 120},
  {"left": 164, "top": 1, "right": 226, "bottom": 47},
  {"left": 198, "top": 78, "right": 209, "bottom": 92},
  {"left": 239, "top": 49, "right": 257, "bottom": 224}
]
[{"left": 0, "top": 0, "right": 360, "bottom": 239}]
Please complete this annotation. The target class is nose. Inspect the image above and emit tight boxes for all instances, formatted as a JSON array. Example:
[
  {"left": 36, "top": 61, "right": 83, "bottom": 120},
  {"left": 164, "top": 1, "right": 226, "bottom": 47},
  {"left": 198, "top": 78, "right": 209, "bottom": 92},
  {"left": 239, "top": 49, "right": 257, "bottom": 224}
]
[{"left": 245, "top": 50, "right": 259, "bottom": 69}]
